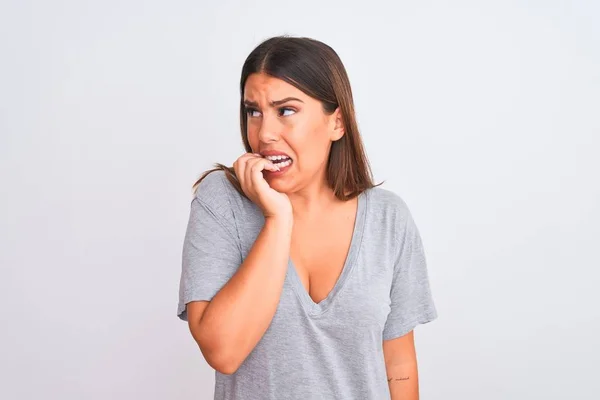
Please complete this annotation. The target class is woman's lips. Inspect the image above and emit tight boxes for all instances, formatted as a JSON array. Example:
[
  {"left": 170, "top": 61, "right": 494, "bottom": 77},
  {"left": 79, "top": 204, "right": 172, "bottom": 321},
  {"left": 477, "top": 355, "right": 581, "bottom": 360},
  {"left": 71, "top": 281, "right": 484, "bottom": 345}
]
[{"left": 263, "top": 158, "right": 293, "bottom": 175}]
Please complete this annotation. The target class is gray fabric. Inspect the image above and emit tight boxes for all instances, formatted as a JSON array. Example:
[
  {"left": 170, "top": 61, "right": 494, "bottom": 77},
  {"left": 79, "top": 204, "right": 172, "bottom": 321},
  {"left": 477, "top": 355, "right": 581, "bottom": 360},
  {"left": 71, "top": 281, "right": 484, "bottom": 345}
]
[{"left": 177, "top": 171, "right": 438, "bottom": 400}]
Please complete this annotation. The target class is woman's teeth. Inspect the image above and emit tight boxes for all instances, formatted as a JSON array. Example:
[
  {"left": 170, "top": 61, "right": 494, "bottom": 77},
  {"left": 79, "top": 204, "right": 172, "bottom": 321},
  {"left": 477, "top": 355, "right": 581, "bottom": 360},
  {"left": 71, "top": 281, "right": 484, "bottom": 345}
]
[
  {"left": 274, "top": 159, "right": 292, "bottom": 167},
  {"left": 265, "top": 155, "right": 292, "bottom": 168}
]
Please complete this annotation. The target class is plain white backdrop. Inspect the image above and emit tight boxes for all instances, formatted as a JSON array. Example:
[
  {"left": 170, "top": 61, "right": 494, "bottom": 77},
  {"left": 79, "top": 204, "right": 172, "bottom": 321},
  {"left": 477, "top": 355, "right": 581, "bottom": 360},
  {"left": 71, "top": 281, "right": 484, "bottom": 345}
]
[{"left": 1, "top": 0, "right": 599, "bottom": 399}]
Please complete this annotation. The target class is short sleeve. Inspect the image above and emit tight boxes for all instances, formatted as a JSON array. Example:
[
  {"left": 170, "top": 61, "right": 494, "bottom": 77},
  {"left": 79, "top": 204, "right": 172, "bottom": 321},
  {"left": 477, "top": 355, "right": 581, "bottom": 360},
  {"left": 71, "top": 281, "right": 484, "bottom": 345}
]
[
  {"left": 382, "top": 211, "right": 438, "bottom": 340},
  {"left": 177, "top": 197, "right": 242, "bottom": 321}
]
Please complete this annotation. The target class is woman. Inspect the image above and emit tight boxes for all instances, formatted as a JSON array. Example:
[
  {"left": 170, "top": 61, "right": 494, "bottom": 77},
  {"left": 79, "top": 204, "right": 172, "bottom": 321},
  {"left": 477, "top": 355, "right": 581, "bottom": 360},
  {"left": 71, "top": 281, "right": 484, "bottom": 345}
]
[{"left": 177, "top": 36, "right": 438, "bottom": 400}]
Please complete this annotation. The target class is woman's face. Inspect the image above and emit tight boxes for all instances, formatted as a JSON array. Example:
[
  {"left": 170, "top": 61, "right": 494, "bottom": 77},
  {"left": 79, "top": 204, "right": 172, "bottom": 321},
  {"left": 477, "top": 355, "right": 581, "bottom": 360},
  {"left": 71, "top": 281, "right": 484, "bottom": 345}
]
[{"left": 243, "top": 73, "right": 344, "bottom": 194}]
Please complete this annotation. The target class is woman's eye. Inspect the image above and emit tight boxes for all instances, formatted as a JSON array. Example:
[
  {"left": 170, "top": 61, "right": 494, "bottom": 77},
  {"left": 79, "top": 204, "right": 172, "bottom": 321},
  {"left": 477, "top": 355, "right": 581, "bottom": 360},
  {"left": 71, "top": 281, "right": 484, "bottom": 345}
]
[
  {"left": 279, "top": 107, "right": 296, "bottom": 117},
  {"left": 246, "top": 108, "right": 261, "bottom": 118}
]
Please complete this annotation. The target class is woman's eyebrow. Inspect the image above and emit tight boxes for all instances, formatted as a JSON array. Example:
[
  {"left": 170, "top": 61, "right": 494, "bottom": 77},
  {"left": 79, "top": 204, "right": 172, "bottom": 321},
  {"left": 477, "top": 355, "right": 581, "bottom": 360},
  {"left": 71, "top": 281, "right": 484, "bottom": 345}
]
[
  {"left": 271, "top": 97, "right": 304, "bottom": 106},
  {"left": 243, "top": 97, "right": 304, "bottom": 107}
]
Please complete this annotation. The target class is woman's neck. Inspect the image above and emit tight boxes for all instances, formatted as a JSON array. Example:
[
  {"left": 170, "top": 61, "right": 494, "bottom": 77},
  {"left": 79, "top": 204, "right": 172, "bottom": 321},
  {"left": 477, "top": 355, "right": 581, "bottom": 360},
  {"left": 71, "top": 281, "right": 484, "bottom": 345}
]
[{"left": 287, "top": 183, "right": 343, "bottom": 221}]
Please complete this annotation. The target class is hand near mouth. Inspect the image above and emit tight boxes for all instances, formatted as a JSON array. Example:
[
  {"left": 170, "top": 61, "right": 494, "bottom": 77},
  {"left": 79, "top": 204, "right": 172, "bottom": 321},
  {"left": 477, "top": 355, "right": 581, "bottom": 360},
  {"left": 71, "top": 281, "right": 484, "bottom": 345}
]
[{"left": 233, "top": 153, "right": 292, "bottom": 219}]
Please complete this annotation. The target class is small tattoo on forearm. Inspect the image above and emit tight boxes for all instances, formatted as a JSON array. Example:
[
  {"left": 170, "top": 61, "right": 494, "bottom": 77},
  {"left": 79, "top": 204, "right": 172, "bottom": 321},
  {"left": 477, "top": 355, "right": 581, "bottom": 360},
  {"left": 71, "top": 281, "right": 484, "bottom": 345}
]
[{"left": 387, "top": 376, "right": 410, "bottom": 382}]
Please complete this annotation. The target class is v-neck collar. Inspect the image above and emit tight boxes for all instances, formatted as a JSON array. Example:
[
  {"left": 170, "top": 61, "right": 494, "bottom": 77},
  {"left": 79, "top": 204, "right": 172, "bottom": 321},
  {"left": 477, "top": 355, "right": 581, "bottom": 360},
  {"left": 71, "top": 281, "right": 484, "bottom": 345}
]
[{"left": 287, "top": 189, "right": 369, "bottom": 316}]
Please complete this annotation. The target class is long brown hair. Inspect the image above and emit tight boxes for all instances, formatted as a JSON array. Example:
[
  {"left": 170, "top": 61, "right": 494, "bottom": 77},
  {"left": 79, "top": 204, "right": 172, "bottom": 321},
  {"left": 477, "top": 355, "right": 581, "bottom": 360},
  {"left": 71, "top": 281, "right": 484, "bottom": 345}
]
[{"left": 193, "top": 35, "right": 379, "bottom": 201}]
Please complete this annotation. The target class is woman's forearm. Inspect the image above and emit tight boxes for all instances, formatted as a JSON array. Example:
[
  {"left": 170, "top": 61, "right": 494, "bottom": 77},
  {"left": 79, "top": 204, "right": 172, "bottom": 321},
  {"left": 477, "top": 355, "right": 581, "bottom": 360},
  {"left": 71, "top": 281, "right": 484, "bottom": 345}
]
[
  {"left": 387, "top": 361, "right": 419, "bottom": 399},
  {"left": 195, "top": 215, "right": 293, "bottom": 373}
]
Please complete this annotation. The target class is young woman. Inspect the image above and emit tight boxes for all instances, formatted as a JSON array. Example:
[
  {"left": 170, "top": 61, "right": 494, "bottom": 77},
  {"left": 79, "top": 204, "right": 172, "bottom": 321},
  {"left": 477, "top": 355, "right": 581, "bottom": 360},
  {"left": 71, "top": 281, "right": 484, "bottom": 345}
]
[{"left": 177, "top": 35, "right": 438, "bottom": 400}]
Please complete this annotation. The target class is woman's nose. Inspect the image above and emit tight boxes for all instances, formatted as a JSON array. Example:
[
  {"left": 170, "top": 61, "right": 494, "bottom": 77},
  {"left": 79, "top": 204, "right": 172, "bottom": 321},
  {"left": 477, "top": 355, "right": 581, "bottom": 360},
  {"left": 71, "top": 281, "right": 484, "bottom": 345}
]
[{"left": 258, "top": 117, "right": 280, "bottom": 143}]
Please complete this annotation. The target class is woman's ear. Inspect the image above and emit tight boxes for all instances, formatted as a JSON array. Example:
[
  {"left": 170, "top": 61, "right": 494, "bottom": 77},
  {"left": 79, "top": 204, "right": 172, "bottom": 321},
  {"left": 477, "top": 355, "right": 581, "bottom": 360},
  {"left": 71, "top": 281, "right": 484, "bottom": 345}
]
[{"left": 330, "top": 107, "right": 345, "bottom": 141}]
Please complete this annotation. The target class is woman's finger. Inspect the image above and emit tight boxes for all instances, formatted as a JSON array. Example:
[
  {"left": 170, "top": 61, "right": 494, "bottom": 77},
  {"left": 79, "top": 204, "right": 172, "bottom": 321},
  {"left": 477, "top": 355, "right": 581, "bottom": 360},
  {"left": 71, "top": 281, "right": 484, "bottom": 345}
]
[
  {"left": 235, "top": 153, "right": 257, "bottom": 192},
  {"left": 247, "top": 157, "right": 278, "bottom": 189}
]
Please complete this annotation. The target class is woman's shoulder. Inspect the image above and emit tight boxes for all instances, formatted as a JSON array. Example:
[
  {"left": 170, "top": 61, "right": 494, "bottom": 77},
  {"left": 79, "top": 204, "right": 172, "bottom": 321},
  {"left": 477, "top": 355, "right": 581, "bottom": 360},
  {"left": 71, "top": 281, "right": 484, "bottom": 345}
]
[
  {"left": 194, "top": 169, "right": 231, "bottom": 197},
  {"left": 193, "top": 170, "right": 245, "bottom": 216},
  {"left": 364, "top": 184, "right": 422, "bottom": 235},
  {"left": 365, "top": 185, "right": 412, "bottom": 218},
  {"left": 364, "top": 185, "right": 422, "bottom": 246}
]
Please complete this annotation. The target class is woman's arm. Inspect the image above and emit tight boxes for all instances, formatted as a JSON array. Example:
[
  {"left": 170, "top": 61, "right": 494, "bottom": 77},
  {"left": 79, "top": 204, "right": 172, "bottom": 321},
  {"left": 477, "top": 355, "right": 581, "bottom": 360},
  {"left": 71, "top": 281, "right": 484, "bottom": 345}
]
[
  {"left": 187, "top": 214, "right": 293, "bottom": 375},
  {"left": 384, "top": 330, "right": 420, "bottom": 399}
]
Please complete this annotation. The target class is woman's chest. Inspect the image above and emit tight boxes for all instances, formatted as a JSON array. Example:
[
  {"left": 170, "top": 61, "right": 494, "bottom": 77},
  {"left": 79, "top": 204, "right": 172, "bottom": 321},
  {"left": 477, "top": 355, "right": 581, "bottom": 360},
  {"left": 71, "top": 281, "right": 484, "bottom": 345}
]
[
  {"left": 270, "top": 250, "right": 396, "bottom": 340},
  {"left": 289, "top": 230, "right": 354, "bottom": 305}
]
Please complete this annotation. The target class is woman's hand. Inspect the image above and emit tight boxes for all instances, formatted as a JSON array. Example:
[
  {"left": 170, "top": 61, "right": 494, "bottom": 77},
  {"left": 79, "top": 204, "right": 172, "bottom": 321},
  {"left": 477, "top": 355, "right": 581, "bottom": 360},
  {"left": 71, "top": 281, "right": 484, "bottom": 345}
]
[{"left": 233, "top": 153, "right": 292, "bottom": 219}]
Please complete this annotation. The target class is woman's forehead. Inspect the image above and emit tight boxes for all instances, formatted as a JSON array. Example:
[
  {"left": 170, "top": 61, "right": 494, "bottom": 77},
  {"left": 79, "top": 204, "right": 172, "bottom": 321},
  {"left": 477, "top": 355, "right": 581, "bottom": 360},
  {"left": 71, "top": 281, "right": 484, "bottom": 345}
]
[{"left": 244, "top": 74, "right": 305, "bottom": 100}]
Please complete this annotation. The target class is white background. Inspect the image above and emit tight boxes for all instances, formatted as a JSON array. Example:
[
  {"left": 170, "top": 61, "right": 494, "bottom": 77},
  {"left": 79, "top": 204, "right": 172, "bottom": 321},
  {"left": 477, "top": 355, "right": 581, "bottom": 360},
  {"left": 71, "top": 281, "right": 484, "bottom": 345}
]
[{"left": 1, "top": 0, "right": 599, "bottom": 399}]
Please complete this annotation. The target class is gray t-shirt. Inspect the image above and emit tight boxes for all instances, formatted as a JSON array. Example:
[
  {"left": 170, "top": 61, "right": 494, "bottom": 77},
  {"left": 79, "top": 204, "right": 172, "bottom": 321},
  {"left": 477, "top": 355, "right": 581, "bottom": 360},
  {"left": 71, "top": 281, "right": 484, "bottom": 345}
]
[{"left": 177, "top": 171, "right": 438, "bottom": 400}]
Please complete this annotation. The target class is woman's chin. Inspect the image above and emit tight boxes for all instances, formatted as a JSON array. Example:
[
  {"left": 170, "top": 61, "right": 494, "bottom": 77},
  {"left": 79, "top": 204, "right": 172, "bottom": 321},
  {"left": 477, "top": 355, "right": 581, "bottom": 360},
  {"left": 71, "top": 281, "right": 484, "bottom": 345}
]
[{"left": 267, "top": 181, "right": 288, "bottom": 193}]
